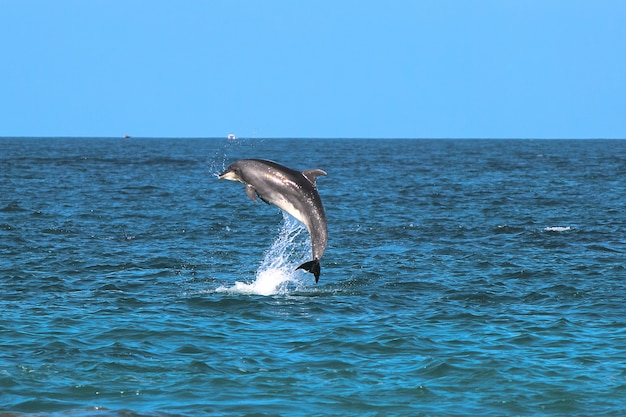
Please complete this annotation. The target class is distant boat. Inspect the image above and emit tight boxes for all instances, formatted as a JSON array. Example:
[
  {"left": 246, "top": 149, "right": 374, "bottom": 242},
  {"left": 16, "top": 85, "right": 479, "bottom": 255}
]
[
  {"left": 227, "top": 134, "right": 236, "bottom": 140},
  {"left": 123, "top": 134, "right": 131, "bottom": 139}
]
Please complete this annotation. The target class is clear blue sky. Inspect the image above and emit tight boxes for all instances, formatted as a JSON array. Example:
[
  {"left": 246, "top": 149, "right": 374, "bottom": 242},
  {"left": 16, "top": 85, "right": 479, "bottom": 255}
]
[{"left": 1, "top": 0, "right": 625, "bottom": 138}]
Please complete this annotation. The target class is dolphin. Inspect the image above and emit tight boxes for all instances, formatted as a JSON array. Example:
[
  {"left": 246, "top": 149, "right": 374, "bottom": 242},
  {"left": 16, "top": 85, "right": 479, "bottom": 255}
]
[{"left": 218, "top": 159, "right": 328, "bottom": 282}]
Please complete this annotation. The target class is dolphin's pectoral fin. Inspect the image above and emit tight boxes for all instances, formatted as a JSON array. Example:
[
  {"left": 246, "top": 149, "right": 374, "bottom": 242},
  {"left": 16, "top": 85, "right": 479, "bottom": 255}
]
[
  {"left": 302, "top": 169, "right": 327, "bottom": 185},
  {"left": 245, "top": 185, "right": 258, "bottom": 202},
  {"left": 296, "top": 259, "right": 321, "bottom": 283}
]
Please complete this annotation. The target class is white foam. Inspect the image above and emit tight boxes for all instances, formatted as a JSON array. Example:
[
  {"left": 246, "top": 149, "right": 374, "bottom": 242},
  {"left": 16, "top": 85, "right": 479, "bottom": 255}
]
[
  {"left": 216, "top": 267, "right": 296, "bottom": 296},
  {"left": 216, "top": 212, "right": 310, "bottom": 296}
]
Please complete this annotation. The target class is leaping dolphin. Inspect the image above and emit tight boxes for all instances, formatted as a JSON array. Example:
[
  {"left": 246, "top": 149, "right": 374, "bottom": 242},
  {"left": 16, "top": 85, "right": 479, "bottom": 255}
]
[{"left": 218, "top": 159, "right": 328, "bottom": 283}]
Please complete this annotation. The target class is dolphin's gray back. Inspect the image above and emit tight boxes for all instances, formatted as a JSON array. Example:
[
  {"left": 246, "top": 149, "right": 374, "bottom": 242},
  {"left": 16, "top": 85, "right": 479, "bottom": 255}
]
[{"left": 243, "top": 159, "right": 328, "bottom": 261}]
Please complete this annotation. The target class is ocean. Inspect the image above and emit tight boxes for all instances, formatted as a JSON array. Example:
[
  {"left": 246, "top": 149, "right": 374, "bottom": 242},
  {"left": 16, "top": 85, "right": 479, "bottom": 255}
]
[{"left": 1, "top": 137, "right": 625, "bottom": 416}]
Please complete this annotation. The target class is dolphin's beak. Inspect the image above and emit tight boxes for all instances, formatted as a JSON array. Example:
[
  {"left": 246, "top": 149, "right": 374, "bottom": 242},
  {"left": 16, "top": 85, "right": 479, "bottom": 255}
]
[
  {"left": 218, "top": 168, "right": 229, "bottom": 179},
  {"left": 218, "top": 170, "right": 238, "bottom": 181}
]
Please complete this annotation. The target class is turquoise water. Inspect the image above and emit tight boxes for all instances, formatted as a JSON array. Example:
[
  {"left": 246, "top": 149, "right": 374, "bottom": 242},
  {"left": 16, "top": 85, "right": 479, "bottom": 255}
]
[{"left": 1, "top": 138, "right": 626, "bottom": 416}]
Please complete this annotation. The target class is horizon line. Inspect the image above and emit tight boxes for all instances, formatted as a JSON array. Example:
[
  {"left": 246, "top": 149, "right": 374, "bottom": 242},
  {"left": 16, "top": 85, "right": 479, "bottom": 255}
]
[{"left": 1, "top": 136, "right": 625, "bottom": 140}]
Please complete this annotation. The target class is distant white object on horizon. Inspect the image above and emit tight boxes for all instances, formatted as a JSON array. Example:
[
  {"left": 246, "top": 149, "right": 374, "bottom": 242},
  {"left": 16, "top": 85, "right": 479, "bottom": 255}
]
[
  {"left": 227, "top": 134, "right": 236, "bottom": 140},
  {"left": 544, "top": 226, "right": 572, "bottom": 232}
]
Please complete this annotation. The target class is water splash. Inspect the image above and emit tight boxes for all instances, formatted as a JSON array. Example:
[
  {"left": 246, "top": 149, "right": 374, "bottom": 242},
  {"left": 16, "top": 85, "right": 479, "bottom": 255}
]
[
  {"left": 208, "top": 137, "right": 243, "bottom": 177},
  {"left": 216, "top": 212, "right": 310, "bottom": 296},
  {"left": 208, "top": 136, "right": 264, "bottom": 178}
]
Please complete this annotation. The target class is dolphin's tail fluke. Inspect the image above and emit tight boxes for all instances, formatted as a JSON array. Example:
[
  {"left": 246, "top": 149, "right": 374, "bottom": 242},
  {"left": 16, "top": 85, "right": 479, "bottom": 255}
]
[{"left": 297, "top": 259, "right": 321, "bottom": 283}]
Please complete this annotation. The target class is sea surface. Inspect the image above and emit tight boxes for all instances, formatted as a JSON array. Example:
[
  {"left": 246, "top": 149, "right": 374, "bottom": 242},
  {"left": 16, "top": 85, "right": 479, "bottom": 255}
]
[{"left": 1, "top": 138, "right": 626, "bottom": 416}]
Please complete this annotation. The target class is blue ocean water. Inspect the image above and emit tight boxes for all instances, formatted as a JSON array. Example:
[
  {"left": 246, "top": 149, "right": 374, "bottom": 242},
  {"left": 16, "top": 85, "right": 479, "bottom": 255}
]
[{"left": 1, "top": 137, "right": 626, "bottom": 416}]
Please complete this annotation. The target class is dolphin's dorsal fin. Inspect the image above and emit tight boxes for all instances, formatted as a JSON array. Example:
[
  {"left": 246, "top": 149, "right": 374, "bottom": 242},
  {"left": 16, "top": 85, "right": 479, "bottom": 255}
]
[
  {"left": 245, "top": 184, "right": 258, "bottom": 202},
  {"left": 302, "top": 169, "right": 327, "bottom": 185}
]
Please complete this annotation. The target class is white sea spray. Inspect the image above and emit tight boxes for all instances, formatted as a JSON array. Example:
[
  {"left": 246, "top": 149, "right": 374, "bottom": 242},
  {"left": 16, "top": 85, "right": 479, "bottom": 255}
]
[{"left": 216, "top": 212, "right": 310, "bottom": 296}]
